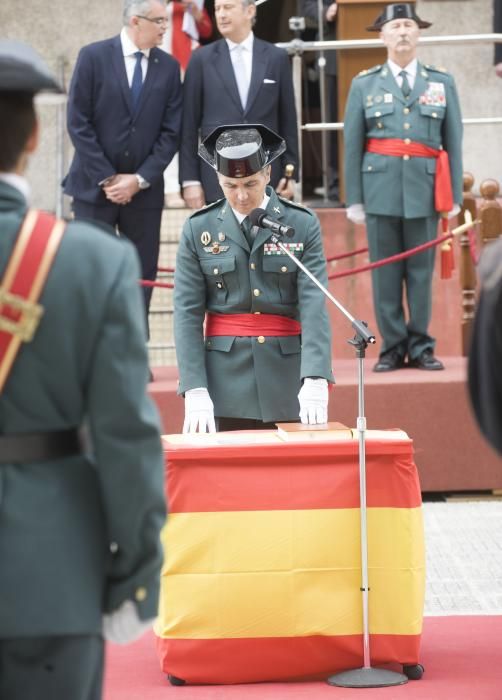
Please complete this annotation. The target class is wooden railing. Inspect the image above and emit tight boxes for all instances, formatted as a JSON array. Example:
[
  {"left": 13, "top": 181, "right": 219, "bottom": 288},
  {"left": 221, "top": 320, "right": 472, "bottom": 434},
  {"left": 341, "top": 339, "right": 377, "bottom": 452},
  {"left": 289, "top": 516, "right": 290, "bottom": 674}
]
[{"left": 460, "top": 175, "right": 502, "bottom": 355}]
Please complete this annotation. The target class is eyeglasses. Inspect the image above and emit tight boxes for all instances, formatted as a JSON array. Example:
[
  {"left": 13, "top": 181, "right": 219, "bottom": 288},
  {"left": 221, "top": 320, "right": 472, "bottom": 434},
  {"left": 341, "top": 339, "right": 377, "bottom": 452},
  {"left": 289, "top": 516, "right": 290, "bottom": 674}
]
[{"left": 135, "top": 15, "right": 168, "bottom": 26}]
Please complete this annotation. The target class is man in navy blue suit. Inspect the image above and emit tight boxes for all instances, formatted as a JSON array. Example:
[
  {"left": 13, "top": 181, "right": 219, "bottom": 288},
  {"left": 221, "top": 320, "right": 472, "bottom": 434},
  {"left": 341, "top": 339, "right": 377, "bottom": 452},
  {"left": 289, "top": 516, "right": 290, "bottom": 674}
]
[
  {"left": 64, "top": 0, "right": 182, "bottom": 325},
  {"left": 180, "top": 0, "right": 299, "bottom": 208}
]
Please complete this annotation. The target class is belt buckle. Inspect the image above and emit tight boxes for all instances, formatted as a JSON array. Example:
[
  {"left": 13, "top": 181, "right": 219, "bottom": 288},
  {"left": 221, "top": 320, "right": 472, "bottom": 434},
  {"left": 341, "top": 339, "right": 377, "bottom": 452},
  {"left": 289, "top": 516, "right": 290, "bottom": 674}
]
[{"left": 0, "top": 289, "right": 44, "bottom": 342}]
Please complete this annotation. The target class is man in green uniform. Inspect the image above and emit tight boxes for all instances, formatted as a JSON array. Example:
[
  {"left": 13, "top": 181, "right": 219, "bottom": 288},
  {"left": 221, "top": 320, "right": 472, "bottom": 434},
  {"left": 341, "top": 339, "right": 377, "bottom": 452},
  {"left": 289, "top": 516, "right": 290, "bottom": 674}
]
[
  {"left": 174, "top": 124, "right": 334, "bottom": 432},
  {"left": 343, "top": 3, "right": 463, "bottom": 371},
  {"left": 0, "top": 41, "right": 165, "bottom": 700}
]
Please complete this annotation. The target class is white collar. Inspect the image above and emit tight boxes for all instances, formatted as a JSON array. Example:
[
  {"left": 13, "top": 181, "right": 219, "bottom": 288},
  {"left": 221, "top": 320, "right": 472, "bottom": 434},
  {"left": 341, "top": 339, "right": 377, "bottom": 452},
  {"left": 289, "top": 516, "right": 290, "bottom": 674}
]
[
  {"left": 387, "top": 57, "right": 418, "bottom": 80},
  {"left": 120, "top": 27, "right": 151, "bottom": 58},
  {"left": 0, "top": 172, "right": 31, "bottom": 203},
  {"left": 231, "top": 190, "right": 269, "bottom": 225},
  {"left": 226, "top": 31, "right": 254, "bottom": 53}
]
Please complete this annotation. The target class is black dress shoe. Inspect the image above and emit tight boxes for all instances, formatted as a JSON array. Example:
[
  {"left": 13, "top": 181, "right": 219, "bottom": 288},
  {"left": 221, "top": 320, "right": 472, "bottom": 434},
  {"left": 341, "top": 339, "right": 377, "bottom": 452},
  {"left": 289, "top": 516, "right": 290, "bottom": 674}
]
[
  {"left": 409, "top": 349, "right": 444, "bottom": 371},
  {"left": 373, "top": 350, "right": 405, "bottom": 372}
]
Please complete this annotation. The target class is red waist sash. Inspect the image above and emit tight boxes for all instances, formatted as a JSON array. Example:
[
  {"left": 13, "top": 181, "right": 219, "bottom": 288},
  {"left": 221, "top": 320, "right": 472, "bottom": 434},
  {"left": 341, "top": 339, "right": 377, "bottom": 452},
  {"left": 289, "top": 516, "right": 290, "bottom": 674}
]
[
  {"left": 205, "top": 312, "right": 301, "bottom": 337},
  {"left": 366, "top": 137, "right": 454, "bottom": 212}
]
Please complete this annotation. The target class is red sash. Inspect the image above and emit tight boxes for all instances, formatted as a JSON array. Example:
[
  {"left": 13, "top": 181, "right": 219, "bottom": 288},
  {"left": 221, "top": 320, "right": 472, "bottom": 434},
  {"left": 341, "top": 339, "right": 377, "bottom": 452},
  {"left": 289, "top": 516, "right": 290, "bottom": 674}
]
[
  {"left": 0, "top": 210, "right": 65, "bottom": 392},
  {"left": 205, "top": 312, "right": 301, "bottom": 337},
  {"left": 366, "top": 137, "right": 454, "bottom": 212}
]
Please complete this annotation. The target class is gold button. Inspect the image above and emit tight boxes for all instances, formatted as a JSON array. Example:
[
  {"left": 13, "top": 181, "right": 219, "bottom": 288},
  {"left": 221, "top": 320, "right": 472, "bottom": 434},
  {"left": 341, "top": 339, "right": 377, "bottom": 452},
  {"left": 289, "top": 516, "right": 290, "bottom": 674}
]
[
  {"left": 253, "top": 289, "right": 260, "bottom": 297},
  {"left": 375, "top": 111, "right": 381, "bottom": 117},
  {"left": 403, "top": 107, "right": 410, "bottom": 114},
  {"left": 250, "top": 262, "right": 256, "bottom": 270},
  {"left": 404, "top": 138, "right": 411, "bottom": 145},
  {"left": 403, "top": 154, "right": 410, "bottom": 161},
  {"left": 281, "top": 265, "right": 288, "bottom": 272},
  {"left": 257, "top": 336, "right": 265, "bottom": 344},
  {"left": 213, "top": 268, "right": 218, "bottom": 275},
  {"left": 377, "top": 122, "right": 383, "bottom": 129},
  {"left": 135, "top": 587, "right": 147, "bottom": 602},
  {"left": 432, "top": 112, "right": 438, "bottom": 118},
  {"left": 403, "top": 123, "right": 410, "bottom": 130},
  {"left": 217, "top": 282, "right": 223, "bottom": 289},
  {"left": 109, "top": 542, "right": 119, "bottom": 554},
  {"left": 254, "top": 311, "right": 261, "bottom": 314},
  {"left": 367, "top": 165, "right": 373, "bottom": 171}
]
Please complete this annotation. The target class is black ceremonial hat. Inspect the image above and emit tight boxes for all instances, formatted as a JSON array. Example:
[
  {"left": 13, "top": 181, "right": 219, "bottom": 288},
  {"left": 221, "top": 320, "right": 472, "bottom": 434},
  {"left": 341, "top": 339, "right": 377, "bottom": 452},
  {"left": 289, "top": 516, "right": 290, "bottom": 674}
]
[
  {"left": 0, "top": 40, "right": 62, "bottom": 93},
  {"left": 366, "top": 3, "right": 432, "bottom": 31},
  {"left": 198, "top": 124, "right": 286, "bottom": 178}
]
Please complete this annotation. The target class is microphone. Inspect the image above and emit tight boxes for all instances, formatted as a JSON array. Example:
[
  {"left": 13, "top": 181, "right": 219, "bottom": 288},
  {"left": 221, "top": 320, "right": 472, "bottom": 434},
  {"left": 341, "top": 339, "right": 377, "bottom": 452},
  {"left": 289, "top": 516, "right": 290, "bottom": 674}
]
[{"left": 248, "top": 208, "right": 295, "bottom": 238}]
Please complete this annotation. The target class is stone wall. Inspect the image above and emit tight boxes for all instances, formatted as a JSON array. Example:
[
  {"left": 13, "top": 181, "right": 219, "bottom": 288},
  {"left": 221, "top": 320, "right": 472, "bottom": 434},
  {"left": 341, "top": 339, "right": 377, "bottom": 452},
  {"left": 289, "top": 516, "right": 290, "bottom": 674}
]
[{"left": 0, "top": 0, "right": 500, "bottom": 209}]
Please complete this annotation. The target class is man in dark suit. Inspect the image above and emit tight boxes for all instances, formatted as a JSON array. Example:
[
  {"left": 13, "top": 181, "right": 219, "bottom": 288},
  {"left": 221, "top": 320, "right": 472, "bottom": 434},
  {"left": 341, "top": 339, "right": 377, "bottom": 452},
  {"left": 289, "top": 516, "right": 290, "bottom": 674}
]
[
  {"left": 64, "top": 0, "right": 182, "bottom": 323},
  {"left": 180, "top": 0, "right": 299, "bottom": 208},
  {"left": 0, "top": 40, "right": 165, "bottom": 700}
]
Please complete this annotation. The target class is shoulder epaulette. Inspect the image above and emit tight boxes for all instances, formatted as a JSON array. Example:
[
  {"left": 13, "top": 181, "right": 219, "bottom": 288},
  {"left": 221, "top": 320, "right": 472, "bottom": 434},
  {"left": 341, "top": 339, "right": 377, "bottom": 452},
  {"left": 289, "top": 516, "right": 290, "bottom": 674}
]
[
  {"left": 356, "top": 64, "right": 381, "bottom": 78},
  {"left": 278, "top": 197, "right": 313, "bottom": 215},
  {"left": 189, "top": 198, "right": 225, "bottom": 219},
  {"left": 424, "top": 64, "right": 449, "bottom": 75}
]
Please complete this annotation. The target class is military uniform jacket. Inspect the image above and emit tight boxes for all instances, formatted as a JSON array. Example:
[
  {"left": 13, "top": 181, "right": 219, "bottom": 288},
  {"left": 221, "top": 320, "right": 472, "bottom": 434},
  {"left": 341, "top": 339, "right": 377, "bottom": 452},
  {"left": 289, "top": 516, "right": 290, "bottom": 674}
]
[
  {"left": 174, "top": 188, "right": 334, "bottom": 422},
  {"left": 344, "top": 61, "right": 463, "bottom": 218},
  {"left": 0, "top": 181, "right": 165, "bottom": 638}
]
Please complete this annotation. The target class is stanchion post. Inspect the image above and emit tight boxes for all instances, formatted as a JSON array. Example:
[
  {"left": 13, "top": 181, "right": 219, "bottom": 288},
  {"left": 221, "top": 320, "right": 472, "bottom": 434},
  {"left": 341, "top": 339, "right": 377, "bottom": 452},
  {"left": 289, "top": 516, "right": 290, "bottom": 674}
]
[{"left": 459, "top": 172, "right": 477, "bottom": 356}]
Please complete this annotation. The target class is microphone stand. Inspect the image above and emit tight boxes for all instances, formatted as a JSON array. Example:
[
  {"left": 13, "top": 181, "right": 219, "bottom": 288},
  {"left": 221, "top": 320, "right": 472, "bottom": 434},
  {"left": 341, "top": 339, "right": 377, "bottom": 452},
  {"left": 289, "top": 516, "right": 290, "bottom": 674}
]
[{"left": 264, "top": 229, "right": 408, "bottom": 689}]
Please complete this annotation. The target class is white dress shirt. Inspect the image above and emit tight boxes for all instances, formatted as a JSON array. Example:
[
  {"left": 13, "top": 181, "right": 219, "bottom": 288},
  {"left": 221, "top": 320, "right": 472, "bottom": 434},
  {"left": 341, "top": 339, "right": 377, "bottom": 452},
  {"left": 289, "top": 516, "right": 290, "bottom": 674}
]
[
  {"left": 387, "top": 58, "right": 418, "bottom": 91},
  {"left": 120, "top": 27, "right": 150, "bottom": 86}
]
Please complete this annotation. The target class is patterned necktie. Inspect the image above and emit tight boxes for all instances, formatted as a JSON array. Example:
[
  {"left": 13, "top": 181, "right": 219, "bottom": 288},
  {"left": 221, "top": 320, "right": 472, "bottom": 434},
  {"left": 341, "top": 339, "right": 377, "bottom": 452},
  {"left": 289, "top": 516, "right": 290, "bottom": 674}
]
[
  {"left": 233, "top": 45, "right": 249, "bottom": 110},
  {"left": 131, "top": 51, "right": 144, "bottom": 109},
  {"left": 399, "top": 69, "right": 411, "bottom": 98}
]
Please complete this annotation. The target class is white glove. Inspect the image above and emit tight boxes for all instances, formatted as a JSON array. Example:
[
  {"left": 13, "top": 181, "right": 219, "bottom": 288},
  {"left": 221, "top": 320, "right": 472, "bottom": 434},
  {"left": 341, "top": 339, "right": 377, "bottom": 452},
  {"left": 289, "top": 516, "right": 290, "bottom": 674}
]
[
  {"left": 102, "top": 600, "right": 154, "bottom": 645},
  {"left": 298, "top": 378, "right": 329, "bottom": 425},
  {"left": 448, "top": 203, "right": 461, "bottom": 219},
  {"left": 183, "top": 387, "right": 216, "bottom": 433},
  {"left": 347, "top": 203, "right": 366, "bottom": 224}
]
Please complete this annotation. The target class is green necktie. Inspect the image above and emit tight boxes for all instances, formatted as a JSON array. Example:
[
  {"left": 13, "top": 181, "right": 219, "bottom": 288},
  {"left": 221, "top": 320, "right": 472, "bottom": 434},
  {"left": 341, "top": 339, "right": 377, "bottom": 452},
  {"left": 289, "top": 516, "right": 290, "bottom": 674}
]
[
  {"left": 399, "top": 69, "right": 411, "bottom": 98},
  {"left": 241, "top": 216, "right": 253, "bottom": 246}
]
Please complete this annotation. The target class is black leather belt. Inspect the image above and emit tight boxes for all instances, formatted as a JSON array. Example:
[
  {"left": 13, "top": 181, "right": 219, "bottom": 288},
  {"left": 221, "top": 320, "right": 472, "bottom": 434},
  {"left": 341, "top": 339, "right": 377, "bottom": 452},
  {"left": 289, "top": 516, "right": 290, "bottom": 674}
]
[{"left": 0, "top": 428, "right": 82, "bottom": 464}]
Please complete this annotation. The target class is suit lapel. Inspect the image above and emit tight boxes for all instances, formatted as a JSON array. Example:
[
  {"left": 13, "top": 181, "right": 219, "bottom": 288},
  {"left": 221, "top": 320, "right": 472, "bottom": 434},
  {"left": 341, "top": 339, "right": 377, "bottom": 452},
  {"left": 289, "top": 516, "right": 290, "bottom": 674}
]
[
  {"left": 110, "top": 36, "right": 134, "bottom": 114},
  {"left": 379, "top": 63, "right": 406, "bottom": 105},
  {"left": 216, "top": 203, "right": 249, "bottom": 252},
  {"left": 214, "top": 40, "right": 243, "bottom": 113},
  {"left": 245, "top": 39, "right": 267, "bottom": 115},
  {"left": 408, "top": 62, "right": 429, "bottom": 106}
]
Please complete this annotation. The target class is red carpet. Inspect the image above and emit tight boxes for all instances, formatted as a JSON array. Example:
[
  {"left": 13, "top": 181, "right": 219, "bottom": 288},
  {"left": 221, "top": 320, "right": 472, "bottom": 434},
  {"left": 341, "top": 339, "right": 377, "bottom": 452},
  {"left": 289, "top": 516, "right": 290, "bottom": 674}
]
[{"left": 104, "top": 616, "right": 502, "bottom": 699}]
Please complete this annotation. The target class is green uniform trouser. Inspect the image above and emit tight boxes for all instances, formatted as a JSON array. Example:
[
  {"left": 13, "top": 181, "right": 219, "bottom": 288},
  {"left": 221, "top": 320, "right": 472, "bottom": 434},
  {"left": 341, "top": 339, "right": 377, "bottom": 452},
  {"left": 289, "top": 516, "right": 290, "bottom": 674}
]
[
  {"left": 366, "top": 214, "right": 439, "bottom": 359},
  {"left": 0, "top": 635, "right": 104, "bottom": 700}
]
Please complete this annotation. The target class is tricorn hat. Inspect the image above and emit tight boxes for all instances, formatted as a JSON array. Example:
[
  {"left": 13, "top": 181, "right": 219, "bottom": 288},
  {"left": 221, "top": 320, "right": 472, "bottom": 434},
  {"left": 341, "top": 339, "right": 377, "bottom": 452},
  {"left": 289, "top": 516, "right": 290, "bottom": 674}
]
[
  {"left": 366, "top": 3, "right": 432, "bottom": 31},
  {"left": 0, "top": 40, "right": 62, "bottom": 93},
  {"left": 198, "top": 124, "right": 286, "bottom": 178}
]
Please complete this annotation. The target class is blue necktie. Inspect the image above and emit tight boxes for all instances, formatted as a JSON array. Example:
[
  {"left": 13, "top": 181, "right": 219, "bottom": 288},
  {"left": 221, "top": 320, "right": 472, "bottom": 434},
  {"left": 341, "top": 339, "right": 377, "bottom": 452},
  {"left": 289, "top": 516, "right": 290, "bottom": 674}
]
[{"left": 131, "top": 51, "right": 144, "bottom": 109}]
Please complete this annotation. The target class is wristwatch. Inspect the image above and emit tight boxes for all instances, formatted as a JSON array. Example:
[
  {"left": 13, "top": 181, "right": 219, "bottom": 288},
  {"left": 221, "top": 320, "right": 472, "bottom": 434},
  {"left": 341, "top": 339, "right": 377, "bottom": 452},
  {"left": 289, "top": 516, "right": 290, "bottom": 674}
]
[{"left": 135, "top": 174, "right": 150, "bottom": 190}]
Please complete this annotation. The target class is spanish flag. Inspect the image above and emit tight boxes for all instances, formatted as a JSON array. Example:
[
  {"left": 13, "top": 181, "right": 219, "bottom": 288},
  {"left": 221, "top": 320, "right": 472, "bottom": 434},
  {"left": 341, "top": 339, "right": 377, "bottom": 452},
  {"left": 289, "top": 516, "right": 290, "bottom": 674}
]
[{"left": 155, "top": 431, "right": 425, "bottom": 684}]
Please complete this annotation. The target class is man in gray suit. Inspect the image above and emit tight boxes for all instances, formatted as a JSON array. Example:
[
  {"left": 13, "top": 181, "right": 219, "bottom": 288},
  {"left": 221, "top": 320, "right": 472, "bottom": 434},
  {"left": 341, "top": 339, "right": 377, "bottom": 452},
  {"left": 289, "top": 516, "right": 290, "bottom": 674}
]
[{"left": 0, "top": 41, "right": 165, "bottom": 700}]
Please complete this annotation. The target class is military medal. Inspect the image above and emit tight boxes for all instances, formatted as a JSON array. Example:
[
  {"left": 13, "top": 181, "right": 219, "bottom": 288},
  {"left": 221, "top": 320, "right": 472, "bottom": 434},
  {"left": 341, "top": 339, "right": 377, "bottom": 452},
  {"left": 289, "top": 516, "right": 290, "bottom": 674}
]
[
  {"left": 201, "top": 231, "right": 211, "bottom": 246},
  {"left": 211, "top": 242, "right": 220, "bottom": 254},
  {"left": 375, "top": 95, "right": 382, "bottom": 103},
  {"left": 218, "top": 232, "right": 226, "bottom": 242},
  {"left": 384, "top": 93, "right": 393, "bottom": 103}
]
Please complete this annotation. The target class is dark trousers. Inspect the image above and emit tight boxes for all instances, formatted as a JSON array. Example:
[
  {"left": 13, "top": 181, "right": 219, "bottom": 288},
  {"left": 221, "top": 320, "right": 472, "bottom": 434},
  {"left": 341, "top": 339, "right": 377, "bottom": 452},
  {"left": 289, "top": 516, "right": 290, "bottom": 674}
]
[
  {"left": 0, "top": 635, "right": 104, "bottom": 700},
  {"left": 72, "top": 200, "right": 163, "bottom": 331}
]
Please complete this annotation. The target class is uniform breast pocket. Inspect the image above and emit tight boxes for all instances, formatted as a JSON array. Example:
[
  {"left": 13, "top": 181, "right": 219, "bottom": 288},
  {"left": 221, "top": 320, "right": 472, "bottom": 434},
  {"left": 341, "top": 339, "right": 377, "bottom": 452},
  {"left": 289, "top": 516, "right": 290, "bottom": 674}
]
[
  {"left": 365, "top": 102, "right": 394, "bottom": 133},
  {"left": 262, "top": 256, "right": 298, "bottom": 303},
  {"left": 200, "top": 256, "right": 239, "bottom": 303},
  {"left": 418, "top": 104, "right": 445, "bottom": 142}
]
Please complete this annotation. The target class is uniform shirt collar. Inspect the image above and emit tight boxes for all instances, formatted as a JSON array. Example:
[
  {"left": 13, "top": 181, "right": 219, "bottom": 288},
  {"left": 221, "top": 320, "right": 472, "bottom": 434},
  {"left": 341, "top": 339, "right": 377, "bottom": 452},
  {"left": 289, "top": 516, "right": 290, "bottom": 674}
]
[
  {"left": 387, "top": 57, "right": 417, "bottom": 82},
  {"left": 0, "top": 173, "right": 31, "bottom": 203},
  {"left": 226, "top": 31, "right": 254, "bottom": 53},
  {"left": 231, "top": 190, "right": 269, "bottom": 225},
  {"left": 121, "top": 27, "right": 151, "bottom": 58}
]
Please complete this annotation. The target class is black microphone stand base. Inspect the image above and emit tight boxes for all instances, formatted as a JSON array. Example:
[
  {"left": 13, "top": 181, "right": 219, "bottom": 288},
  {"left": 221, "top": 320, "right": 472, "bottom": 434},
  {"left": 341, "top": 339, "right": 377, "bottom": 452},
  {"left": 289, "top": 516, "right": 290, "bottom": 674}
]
[{"left": 327, "top": 667, "right": 408, "bottom": 688}]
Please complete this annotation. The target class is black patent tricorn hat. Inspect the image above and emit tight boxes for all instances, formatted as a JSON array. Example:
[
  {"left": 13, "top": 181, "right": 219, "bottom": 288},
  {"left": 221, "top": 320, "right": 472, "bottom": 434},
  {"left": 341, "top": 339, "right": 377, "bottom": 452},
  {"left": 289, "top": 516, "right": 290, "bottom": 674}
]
[
  {"left": 367, "top": 3, "right": 432, "bottom": 31},
  {"left": 0, "top": 40, "right": 62, "bottom": 93},
  {"left": 199, "top": 124, "right": 286, "bottom": 178}
]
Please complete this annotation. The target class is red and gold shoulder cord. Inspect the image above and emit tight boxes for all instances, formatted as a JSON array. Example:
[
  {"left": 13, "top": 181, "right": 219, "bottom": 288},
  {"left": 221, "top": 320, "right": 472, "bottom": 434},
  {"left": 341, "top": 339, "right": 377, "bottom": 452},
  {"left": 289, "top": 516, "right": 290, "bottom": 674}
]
[{"left": 0, "top": 210, "right": 65, "bottom": 393}]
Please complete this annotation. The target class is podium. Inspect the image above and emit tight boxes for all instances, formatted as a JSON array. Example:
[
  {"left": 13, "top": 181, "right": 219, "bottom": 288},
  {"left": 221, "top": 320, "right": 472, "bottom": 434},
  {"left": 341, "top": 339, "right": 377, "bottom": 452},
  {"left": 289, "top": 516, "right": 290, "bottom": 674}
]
[
  {"left": 337, "top": 0, "right": 416, "bottom": 199},
  {"left": 155, "top": 429, "right": 425, "bottom": 685}
]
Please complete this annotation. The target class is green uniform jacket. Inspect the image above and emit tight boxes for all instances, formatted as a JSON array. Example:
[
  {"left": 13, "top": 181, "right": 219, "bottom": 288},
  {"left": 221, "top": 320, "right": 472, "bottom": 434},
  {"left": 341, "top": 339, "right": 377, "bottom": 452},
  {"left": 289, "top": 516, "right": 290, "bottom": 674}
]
[
  {"left": 0, "top": 182, "right": 165, "bottom": 638},
  {"left": 344, "top": 61, "right": 463, "bottom": 216},
  {"left": 174, "top": 188, "right": 334, "bottom": 422}
]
